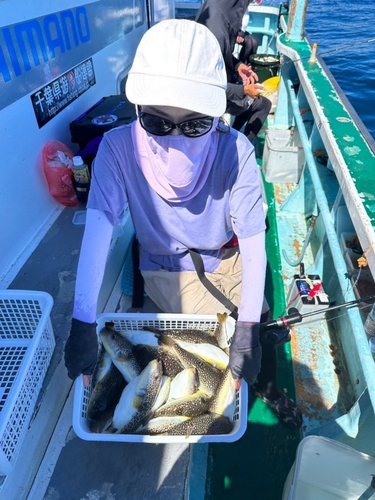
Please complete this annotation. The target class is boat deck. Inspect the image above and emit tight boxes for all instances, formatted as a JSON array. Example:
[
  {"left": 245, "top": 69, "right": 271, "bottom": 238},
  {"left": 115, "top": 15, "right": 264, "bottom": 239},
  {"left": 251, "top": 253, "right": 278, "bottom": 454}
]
[
  {"left": 5, "top": 204, "right": 195, "bottom": 500},
  {"left": 4, "top": 7, "right": 375, "bottom": 497},
  {"left": 2, "top": 132, "right": 301, "bottom": 500}
]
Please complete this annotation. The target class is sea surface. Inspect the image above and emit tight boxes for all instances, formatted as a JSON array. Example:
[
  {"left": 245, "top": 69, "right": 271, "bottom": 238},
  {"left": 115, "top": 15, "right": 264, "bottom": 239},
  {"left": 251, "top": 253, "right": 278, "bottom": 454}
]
[{"left": 277, "top": 0, "right": 375, "bottom": 139}]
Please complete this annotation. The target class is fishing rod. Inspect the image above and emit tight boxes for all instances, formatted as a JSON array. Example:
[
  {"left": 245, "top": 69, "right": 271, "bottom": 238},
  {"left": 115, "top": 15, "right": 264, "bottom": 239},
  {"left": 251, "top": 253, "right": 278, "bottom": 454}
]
[
  {"left": 260, "top": 295, "right": 375, "bottom": 345},
  {"left": 263, "top": 294, "right": 375, "bottom": 329},
  {"left": 280, "top": 37, "right": 375, "bottom": 66},
  {"left": 314, "top": 37, "right": 375, "bottom": 58}
]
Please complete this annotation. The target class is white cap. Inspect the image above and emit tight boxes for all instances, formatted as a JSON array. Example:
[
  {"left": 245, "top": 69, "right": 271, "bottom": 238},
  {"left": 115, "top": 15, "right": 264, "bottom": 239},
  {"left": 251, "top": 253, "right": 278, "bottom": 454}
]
[
  {"left": 73, "top": 156, "right": 84, "bottom": 166},
  {"left": 126, "top": 19, "right": 227, "bottom": 117}
]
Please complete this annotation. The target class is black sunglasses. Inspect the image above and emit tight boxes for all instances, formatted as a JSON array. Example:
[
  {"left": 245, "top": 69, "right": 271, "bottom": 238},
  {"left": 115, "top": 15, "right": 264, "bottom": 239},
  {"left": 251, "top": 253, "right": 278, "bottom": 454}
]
[{"left": 138, "top": 111, "right": 214, "bottom": 137}]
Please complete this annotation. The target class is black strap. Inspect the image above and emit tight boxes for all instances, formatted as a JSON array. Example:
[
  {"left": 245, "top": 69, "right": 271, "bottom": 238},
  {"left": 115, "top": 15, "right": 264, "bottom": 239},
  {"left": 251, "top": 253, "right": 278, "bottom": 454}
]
[
  {"left": 188, "top": 249, "right": 238, "bottom": 320},
  {"left": 131, "top": 235, "right": 145, "bottom": 308}
]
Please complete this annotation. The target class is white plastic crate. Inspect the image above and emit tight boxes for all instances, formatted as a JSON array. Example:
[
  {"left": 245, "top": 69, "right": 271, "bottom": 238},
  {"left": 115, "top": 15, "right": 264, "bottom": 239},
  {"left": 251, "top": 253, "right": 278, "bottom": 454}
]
[
  {"left": 0, "top": 290, "right": 55, "bottom": 475},
  {"left": 73, "top": 313, "right": 248, "bottom": 443}
]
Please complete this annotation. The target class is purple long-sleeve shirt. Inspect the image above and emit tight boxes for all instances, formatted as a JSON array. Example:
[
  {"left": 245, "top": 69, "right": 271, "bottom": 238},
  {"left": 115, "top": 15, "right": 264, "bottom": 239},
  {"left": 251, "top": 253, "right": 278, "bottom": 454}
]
[{"left": 87, "top": 123, "right": 265, "bottom": 272}]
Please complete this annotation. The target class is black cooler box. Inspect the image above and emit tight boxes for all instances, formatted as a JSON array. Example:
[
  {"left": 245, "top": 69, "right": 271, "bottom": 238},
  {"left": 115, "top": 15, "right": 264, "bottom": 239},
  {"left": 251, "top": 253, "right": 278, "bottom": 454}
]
[{"left": 70, "top": 95, "right": 137, "bottom": 149}]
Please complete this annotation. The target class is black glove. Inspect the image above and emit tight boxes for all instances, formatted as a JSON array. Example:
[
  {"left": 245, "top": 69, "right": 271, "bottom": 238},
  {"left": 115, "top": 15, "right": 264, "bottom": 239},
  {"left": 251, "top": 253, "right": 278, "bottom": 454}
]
[
  {"left": 64, "top": 318, "right": 98, "bottom": 380},
  {"left": 259, "top": 310, "right": 291, "bottom": 347},
  {"left": 229, "top": 321, "right": 262, "bottom": 385}
]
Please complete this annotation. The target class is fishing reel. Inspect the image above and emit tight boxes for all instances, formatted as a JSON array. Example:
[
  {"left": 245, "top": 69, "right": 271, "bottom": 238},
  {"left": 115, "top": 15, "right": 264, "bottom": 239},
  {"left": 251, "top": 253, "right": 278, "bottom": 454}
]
[
  {"left": 259, "top": 310, "right": 298, "bottom": 347},
  {"left": 260, "top": 324, "right": 291, "bottom": 347}
]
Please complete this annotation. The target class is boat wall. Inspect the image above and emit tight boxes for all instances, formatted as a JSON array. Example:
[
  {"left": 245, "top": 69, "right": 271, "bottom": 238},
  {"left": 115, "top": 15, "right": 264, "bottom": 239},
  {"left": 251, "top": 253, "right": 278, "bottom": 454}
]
[{"left": 0, "top": 0, "right": 173, "bottom": 288}]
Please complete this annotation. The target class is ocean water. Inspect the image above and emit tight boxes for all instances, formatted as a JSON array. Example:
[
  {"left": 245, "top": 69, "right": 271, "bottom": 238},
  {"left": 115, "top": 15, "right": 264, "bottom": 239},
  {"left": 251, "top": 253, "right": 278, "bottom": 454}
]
[
  {"left": 267, "top": 0, "right": 375, "bottom": 139},
  {"left": 181, "top": 0, "right": 375, "bottom": 139},
  {"left": 258, "top": 0, "right": 375, "bottom": 139},
  {"left": 305, "top": 0, "right": 375, "bottom": 140}
]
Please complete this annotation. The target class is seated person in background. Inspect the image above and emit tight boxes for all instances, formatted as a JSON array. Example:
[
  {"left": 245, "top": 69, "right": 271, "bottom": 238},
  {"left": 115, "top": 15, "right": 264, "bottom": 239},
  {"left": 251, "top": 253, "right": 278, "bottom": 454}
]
[
  {"left": 237, "top": 30, "right": 259, "bottom": 65},
  {"left": 195, "top": 0, "right": 271, "bottom": 143},
  {"left": 234, "top": 8, "right": 259, "bottom": 65}
]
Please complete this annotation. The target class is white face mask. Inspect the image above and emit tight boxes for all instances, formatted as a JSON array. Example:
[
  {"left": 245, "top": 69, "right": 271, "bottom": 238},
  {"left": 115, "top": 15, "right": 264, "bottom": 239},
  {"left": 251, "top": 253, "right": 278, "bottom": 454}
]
[
  {"left": 146, "top": 131, "right": 214, "bottom": 188},
  {"left": 131, "top": 118, "right": 220, "bottom": 202}
]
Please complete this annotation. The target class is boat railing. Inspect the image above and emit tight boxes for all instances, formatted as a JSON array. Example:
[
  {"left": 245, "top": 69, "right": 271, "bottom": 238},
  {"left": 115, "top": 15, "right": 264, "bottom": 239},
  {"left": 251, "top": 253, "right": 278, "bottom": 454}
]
[
  {"left": 313, "top": 48, "right": 375, "bottom": 157},
  {"left": 279, "top": 72, "right": 375, "bottom": 415}
]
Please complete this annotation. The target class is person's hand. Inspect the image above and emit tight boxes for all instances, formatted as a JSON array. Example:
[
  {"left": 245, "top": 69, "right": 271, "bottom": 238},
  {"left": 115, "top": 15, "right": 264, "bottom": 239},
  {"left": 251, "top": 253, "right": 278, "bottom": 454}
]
[
  {"left": 237, "top": 63, "right": 259, "bottom": 85},
  {"left": 229, "top": 322, "right": 262, "bottom": 390},
  {"left": 64, "top": 318, "right": 98, "bottom": 386},
  {"left": 244, "top": 82, "right": 265, "bottom": 99}
]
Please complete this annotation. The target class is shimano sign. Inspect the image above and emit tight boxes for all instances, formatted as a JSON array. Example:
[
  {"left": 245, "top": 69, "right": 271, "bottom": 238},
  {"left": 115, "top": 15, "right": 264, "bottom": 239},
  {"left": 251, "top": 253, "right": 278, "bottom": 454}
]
[
  {"left": 0, "top": 7, "right": 90, "bottom": 83},
  {"left": 0, "top": 0, "right": 144, "bottom": 112}
]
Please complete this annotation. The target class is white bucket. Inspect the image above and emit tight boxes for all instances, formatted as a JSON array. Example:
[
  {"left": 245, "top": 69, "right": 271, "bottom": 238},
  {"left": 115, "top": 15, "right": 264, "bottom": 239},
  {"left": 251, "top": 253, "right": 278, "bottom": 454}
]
[
  {"left": 262, "top": 128, "right": 305, "bottom": 183},
  {"left": 282, "top": 436, "right": 375, "bottom": 499}
]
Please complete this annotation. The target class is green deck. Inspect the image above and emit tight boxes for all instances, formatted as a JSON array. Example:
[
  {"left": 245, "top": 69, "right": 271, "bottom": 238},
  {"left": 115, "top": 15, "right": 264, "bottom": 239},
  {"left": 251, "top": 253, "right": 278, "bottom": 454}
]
[{"left": 204, "top": 165, "right": 301, "bottom": 500}]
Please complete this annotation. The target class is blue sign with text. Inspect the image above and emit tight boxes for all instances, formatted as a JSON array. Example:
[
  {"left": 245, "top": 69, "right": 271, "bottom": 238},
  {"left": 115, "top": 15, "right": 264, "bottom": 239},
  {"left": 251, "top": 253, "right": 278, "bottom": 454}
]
[{"left": 31, "top": 57, "right": 96, "bottom": 128}]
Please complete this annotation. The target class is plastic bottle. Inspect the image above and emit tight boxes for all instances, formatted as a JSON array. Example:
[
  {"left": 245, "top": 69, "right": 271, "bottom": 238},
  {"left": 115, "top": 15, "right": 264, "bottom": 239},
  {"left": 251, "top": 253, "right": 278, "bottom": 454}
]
[
  {"left": 72, "top": 156, "right": 90, "bottom": 184},
  {"left": 364, "top": 304, "right": 375, "bottom": 336},
  {"left": 369, "top": 337, "right": 375, "bottom": 361},
  {"left": 71, "top": 156, "right": 90, "bottom": 202}
]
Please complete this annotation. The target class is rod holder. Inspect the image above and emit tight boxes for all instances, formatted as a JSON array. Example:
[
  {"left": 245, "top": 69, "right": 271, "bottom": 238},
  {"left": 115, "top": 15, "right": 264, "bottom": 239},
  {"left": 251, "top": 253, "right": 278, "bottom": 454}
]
[{"left": 309, "top": 43, "right": 318, "bottom": 63}]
